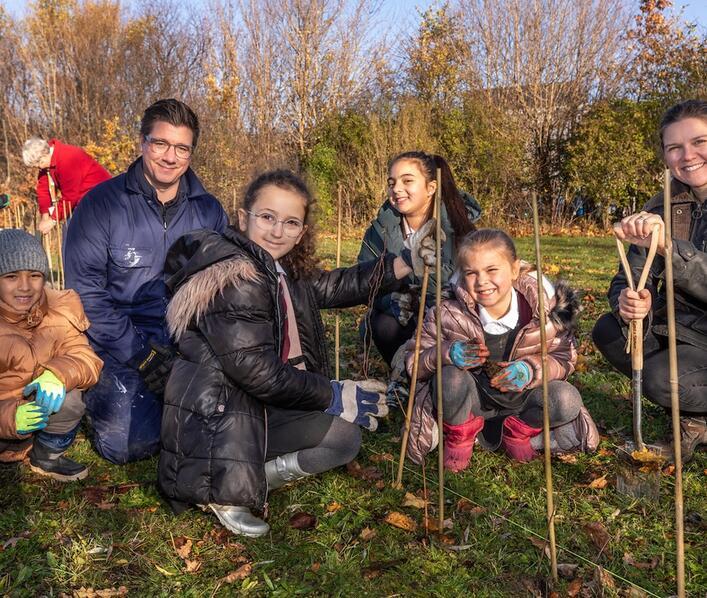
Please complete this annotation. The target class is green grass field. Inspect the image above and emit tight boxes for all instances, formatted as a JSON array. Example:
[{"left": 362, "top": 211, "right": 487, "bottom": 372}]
[{"left": 1, "top": 235, "right": 705, "bottom": 597}]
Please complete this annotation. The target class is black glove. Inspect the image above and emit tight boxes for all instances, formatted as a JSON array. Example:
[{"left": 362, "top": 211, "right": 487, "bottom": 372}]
[{"left": 136, "top": 343, "right": 178, "bottom": 395}]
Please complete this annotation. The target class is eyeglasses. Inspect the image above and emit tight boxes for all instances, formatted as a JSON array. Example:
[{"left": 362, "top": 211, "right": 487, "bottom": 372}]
[
  {"left": 143, "top": 135, "right": 193, "bottom": 160},
  {"left": 247, "top": 211, "right": 304, "bottom": 238}
]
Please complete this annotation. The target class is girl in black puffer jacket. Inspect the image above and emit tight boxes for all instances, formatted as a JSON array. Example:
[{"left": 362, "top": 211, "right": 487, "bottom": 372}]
[{"left": 159, "top": 170, "right": 438, "bottom": 537}]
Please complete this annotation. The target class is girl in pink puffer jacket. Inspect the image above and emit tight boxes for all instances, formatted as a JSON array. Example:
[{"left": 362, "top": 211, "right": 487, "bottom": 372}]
[{"left": 404, "top": 228, "right": 599, "bottom": 470}]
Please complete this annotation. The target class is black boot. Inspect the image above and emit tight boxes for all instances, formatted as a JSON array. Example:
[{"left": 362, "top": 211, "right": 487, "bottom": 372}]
[{"left": 29, "top": 441, "right": 88, "bottom": 482}]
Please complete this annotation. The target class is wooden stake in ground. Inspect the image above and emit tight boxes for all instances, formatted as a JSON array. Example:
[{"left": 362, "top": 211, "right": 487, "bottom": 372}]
[
  {"left": 531, "top": 193, "right": 558, "bottom": 582},
  {"left": 335, "top": 185, "right": 342, "bottom": 380},
  {"left": 434, "top": 168, "right": 444, "bottom": 535},
  {"left": 395, "top": 183, "right": 440, "bottom": 489},
  {"left": 663, "top": 170, "right": 685, "bottom": 597}
]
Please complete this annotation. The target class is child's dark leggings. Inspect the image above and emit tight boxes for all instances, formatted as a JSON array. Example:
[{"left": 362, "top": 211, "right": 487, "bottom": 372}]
[
  {"left": 434, "top": 365, "right": 582, "bottom": 428},
  {"left": 367, "top": 309, "right": 416, "bottom": 366},
  {"left": 592, "top": 312, "right": 707, "bottom": 415},
  {"left": 265, "top": 407, "right": 361, "bottom": 474}
]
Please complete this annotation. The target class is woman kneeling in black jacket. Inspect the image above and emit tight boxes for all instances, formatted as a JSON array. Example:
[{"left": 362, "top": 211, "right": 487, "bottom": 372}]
[{"left": 159, "top": 170, "right": 437, "bottom": 537}]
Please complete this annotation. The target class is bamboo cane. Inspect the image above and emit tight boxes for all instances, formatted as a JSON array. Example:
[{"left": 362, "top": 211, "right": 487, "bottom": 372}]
[
  {"left": 434, "top": 168, "right": 444, "bottom": 535},
  {"left": 335, "top": 185, "right": 342, "bottom": 379},
  {"left": 56, "top": 204, "right": 65, "bottom": 289},
  {"left": 663, "top": 170, "right": 685, "bottom": 597},
  {"left": 531, "top": 193, "right": 558, "bottom": 582},
  {"left": 394, "top": 187, "right": 439, "bottom": 488}
]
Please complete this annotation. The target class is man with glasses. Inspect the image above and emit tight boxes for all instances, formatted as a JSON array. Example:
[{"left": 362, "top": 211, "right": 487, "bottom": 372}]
[{"left": 64, "top": 99, "right": 228, "bottom": 464}]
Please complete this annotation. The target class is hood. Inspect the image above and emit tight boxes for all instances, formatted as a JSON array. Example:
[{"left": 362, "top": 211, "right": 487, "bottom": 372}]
[{"left": 165, "top": 228, "right": 268, "bottom": 340}]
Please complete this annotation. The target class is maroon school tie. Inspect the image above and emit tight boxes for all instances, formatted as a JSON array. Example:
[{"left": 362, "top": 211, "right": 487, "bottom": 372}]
[{"left": 278, "top": 275, "right": 290, "bottom": 362}]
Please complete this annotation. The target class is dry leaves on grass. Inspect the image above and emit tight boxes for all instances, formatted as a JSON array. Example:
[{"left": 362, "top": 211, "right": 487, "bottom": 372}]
[
  {"left": 384, "top": 511, "right": 417, "bottom": 532},
  {"left": 565, "top": 577, "right": 583, "bottom": 597},
  {"left": 623, "top": 552, "right": 659, "bottom": 570},
  {"left": 369, "top": 452, "right": 394, "bottom": 463},
  {"left": 422, "top": 516, "right": 453, "bottom": 533},
  {"left": 173, "top": 537, "right": 192, "bottom": 559},
  {"left": 359, "top": 527, "right": 377, "bottom": 541},
  {"left": 588, "top": 474, "right": 609, "bottom": 489},
  {"left": 289, "top": 512, "right": 317, "bottom": 530},
  {"left": 219, "top": 563, "right": 252, "bottom": 584},
  {"left": 346, "top": 460, "right": 383, "bottom": 481},
  {"left": 455, "top": 499, "right": 486, "bottom": 517},
  {"left": 361, "top": 559, "right": 402, "bottom": 580},
  {"left": 529, "top": 536, "right": 551, "bottom": 560},
  {"left": 67, "top": 587, "right": 128, "bottom": 598},
  {"left": 584, "top": 521, "right": 611, "bottom": 552},
  {"left": 402, "top": 492, "right": 428, "bottom": 510},
  {"left": 557, "top": 563, "right": 579, "bottom": 579},
  {"left": 556, "top": 453, "right": 578, "bottom": 464},
  {"left": 326, "top": 501, "right": 343, "bottom": 513}
]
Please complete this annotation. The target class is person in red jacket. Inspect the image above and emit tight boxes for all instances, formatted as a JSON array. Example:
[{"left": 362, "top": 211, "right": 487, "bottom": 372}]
[{"left": 22, "top": 138, "right": 112, "bottom": 235}]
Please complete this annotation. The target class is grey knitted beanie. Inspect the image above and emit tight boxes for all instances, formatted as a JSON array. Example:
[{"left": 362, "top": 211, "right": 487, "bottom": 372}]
[{"left": 0, "top": 229, "right": 50, "bottom": 278}]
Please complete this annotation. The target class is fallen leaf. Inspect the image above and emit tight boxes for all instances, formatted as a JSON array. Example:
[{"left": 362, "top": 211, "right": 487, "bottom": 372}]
[
  {"left": 310, "top": 562, "right": 320, "bottom": 572},
  {"left": 220, "top": 563, "right": 252, "bottom": 584},
  {"left": 456, "top": 499, "right": 486, "bottom": 517},
  {"left": 361, "top": 559, "right": 402, "bottom": 580},
  {"left": 588, "top": 474, "right": 608, "bottom": 489},
  {"left": 663, "top": 464, "right": 675, "bottom": 475},
  {"left": 623, "top": 552, "right": 659, "bottom": 570},
  {"left": 438, "top": 533, "right": 455, "bottom": 545},
  {"left": 566, "top": 577, "right": 583, "bottom": 596},
  {"left": 423, "top": 517, "right": 453, "bottom": 532},
  {"left": 346, "top": 460, "right": 383, "bottom": 481},
  {"left": 529, "top": 536, "right": 551, "bottom": 560},
  {"left": 72, "top": 587, "right": 128, "bottom": 597},
  {"left": 369, "top": 452, "right": 394, "bottom": 463},
  {"left": 402, "top": 492, "right": 428, "bottom": 510},
  {"left": 359, "top": 527, "right": 377, "bottom": 541},
  {"left": 584, "top": 522, "right": 610, "bottom": 552},
  {"left": 384, "top": 511, "right": 417, "bottom": 532},
  {"left": 154, "top": 564, "right": 176, "bottom": 577},
  {"left": 174, "top": 537, "right": 192, "bottom": 560},
  {"left": 557, "top": 453, "right": 578, "bottom": 464},
  {"left": 289, "top": 512, "right": 317, "bottom": 530},
  {"left": 183, "top": 558, "right": 201, "bottom": 573},
  {"left": 597, "top": 448, "right": 614, "bottom": 458},
  {"left": 2, "top": 531, "right": 31, "bottom": 550},
  {"left": 326, "top": 501, "right": 343, "bottom": 513},
  {"left": 375, "top": 480, "right": 385, "bottom": 490},
  {"left": 557, "top": 563, "right": 579, "bottom": 579},
  {"left": 593, "top": 565, "right": 615, "bottom": 590}
]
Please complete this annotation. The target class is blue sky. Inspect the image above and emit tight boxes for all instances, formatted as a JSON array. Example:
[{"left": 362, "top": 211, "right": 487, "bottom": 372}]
[{"left": 2, "top": 0, "right": 705, "bottom": 29}]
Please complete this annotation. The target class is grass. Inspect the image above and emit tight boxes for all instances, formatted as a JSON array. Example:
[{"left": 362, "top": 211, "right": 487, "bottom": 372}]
[{"left": 1, "top": 234, "right": 705, "bottom": 597}]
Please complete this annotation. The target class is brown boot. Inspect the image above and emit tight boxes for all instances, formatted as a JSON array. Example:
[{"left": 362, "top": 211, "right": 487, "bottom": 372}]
[
  {"left": 653, "top": 416, "right": 707, "bottom": 464},
  {"left": 679, "top": 416, "right": 707, "bottom": 463}
]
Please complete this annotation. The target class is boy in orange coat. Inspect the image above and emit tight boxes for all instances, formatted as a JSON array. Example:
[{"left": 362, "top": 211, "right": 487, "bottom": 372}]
[{"left": 0, "top": 229, "right": 103, "bottom": 480}]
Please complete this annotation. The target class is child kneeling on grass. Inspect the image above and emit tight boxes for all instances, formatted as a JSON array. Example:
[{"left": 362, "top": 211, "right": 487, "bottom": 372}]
[
  {"left": 404, "top": 228, "right": 599, "bottom": 471},
  {"left": 0, "top": 229, "right": 102, "bottom": 480},
  {"left": 159, "top": 170, "right": 439, "bottom": 537}
]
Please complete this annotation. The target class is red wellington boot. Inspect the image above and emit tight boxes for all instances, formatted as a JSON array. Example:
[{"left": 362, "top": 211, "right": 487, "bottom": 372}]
[
  {"left": 443, "top": 414, "right": 485, "bottom": 472},
  {"left": 502, "top": 416, "right": 542, "bottom": 462}
]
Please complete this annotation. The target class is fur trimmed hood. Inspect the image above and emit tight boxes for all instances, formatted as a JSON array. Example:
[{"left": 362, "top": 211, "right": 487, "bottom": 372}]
[{"left": 167, "top": 257, "right": 260, "bottom": 341}]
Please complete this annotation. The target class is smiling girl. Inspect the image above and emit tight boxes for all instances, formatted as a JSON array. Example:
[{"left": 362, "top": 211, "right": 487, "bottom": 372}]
[
  {"left": 403, "top": 228, "right": 598, "bottom": 471},
  {"left": 159, "top": 170, "right": 438, "bottom": 536},
  {"left": 593, "top": 99, "right": 707, "bottom": 462},
  {"left": 358, "top": 152, "right": 481, "bottom": 366}
]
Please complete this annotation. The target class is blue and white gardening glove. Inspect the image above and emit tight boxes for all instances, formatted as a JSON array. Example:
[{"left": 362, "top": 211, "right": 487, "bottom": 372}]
[
  {"left": 23, "top": 370, "right": 66, "bottom": 414},
  {"left": 449, "top": 339, "right": 490, "bottom": 370},
  {"left": 327, "top": 380, "right": 389, "bottom": 431},
  {"left": 490, "top": 360, "right": 532, "bottom": 393},
  {"left": 15, "top": 401, "right": 49, "bottom": 435},
  {"left": 391, "top": 292, "right": 414, "bottom": 326},
  {"left": 402, "top": 219, "right": 446, "bottom": 277}
]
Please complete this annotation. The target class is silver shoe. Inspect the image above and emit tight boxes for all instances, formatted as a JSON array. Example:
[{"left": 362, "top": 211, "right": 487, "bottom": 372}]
[
  {"left": 207, "top": 504, "right": 269, "bottom": 537},
  {"left": 265, "top": 451, "right": 310, "bottom": 490}
]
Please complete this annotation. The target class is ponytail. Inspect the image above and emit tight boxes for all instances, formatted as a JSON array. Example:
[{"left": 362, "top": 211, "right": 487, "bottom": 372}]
[{"left": 389, "top": 151, "right": 476, "bottom": 245}]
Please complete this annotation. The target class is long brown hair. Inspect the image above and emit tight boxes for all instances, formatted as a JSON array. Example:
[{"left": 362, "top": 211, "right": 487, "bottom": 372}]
[
  {"left": 241, "top": 170, "right": 319, "bottom": 279},
  {"left": 389, "top": 151, "right": 476, "bottom": 243}
]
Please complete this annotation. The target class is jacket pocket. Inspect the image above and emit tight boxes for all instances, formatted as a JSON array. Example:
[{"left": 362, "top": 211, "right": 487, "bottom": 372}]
[{"left": 165, "top": 360, "right": 226, "bottom": 418}]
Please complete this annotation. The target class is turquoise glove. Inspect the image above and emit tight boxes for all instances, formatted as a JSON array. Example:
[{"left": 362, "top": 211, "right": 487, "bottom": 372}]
[
  {"left": 449, "top": 340, "right": 490, "bottom": 369},
  {"left": 15, "top": 401, "right": 49, "bottom": 435},
  {"left": 490, "top": 360, "right": 532, "bottom": 392},
  {"left": 23, "top": 370, "right": 66, "bottom": 414}
]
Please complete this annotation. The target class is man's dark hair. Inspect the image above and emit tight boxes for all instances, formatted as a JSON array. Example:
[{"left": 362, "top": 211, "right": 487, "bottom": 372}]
[{"left": 140, "top": 99, "right": 200, "bottom": 147}]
